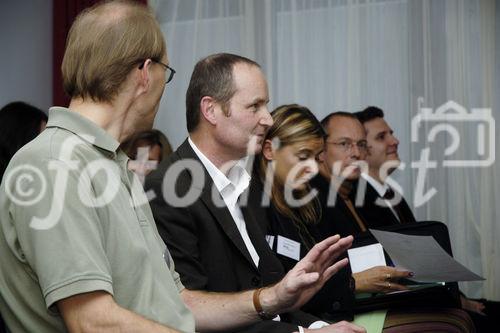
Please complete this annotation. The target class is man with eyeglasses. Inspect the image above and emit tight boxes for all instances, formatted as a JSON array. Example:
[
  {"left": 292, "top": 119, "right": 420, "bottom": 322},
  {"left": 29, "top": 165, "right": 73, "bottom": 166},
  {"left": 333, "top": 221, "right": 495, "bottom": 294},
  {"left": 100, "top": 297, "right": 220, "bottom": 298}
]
[
  {"left": 307, "top": 112, "right": 477, "bottom": 332},
  {"left": 314, "top": 112, "right": 371, "bottom": 235},
  {"left": 0, "top": 2, "right": 357, "bottom": 333},
  {"left": 308, "top": 112, "right": 412, "bottom": 313},
  {"left": 142, "top": 58, "right": 176, "bottom": 85},
  {"left": 0, "top": 2, "right": 190, "bottom": 332},
  {"left": 310, "top": 111, "right": 481, "bottom": 333}
]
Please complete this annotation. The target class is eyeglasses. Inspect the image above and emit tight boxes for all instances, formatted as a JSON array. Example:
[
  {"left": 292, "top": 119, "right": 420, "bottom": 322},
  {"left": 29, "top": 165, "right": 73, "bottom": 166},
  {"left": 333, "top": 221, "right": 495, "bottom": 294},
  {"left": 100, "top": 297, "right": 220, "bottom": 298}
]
[
  {"left": 153, "top": 59, "right": 176, "bottom": 84},
  {"left": 326, "top": 139, "right": 369, "bottom": 153},
  {"left": 138, "top": 58, "right": 176, "bottom": 84}
]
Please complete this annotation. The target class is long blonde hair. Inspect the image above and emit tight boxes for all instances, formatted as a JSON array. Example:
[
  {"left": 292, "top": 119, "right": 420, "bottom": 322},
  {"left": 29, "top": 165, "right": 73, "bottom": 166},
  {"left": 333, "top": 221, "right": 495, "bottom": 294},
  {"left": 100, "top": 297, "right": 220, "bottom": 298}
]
[{"left": 257, "top": 104, "right": 326, "bottom": 249}]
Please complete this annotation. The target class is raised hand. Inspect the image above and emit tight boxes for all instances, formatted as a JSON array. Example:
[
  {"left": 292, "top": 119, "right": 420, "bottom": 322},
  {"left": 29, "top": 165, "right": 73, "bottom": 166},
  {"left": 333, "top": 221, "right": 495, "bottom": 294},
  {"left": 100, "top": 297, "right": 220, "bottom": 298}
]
[{"left": 261, "top": 235, "right": 354, "bottom": 314}]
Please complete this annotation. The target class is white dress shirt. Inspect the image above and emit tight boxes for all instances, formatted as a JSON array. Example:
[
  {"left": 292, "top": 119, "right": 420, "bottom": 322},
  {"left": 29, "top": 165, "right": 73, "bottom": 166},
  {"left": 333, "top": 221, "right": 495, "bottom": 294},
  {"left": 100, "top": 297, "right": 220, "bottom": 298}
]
[
  {"left": 189, "top": 138, "right": 329, "bottom": 329},
  {"left": 188, "top": 138, "right": 260, "bottom": 267}
]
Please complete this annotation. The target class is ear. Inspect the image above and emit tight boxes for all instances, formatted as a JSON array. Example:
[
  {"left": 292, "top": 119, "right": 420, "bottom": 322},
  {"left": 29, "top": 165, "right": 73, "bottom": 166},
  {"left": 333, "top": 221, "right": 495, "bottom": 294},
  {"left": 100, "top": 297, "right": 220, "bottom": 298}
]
[
  {"left": 317, "top": 151, "right": 325, "bottom": 163},
  {"left": 136, "top": 59, "right": 153, "bottom": 97},
  {"left": 262, "top": 139, "right": 274, "bottom": 161},
  {"left": 199, "top": 96, "right": 217, "bottom": 125}
]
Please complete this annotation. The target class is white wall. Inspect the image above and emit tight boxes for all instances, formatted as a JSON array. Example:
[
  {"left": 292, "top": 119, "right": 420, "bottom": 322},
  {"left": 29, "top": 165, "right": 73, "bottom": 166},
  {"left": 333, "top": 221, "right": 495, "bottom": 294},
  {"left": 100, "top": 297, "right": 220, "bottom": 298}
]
[{"left": 0, "top": 0, "right": 53, "bottom": 112}]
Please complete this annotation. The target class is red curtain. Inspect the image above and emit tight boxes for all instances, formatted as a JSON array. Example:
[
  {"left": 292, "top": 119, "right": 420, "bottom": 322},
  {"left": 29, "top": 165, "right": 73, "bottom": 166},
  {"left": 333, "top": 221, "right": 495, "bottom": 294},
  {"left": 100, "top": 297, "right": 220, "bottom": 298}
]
[{"left": 52, "top": 0, "right": 147, "bottom": 107}]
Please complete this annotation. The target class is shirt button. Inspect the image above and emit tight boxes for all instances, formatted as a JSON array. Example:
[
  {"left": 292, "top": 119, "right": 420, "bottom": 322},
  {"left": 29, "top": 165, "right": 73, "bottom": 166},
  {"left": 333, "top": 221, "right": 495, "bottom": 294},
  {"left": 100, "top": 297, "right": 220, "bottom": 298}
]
[{"left": 331, "top": 301, "right": 341, "bottom": 311}]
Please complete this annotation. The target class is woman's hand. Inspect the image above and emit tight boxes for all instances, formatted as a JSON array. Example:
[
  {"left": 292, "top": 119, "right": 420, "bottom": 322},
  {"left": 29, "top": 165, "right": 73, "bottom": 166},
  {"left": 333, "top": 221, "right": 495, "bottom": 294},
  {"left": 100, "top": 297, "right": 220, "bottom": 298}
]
[{"left": 352, "top": 266, "right": 413, "bottom": 293}]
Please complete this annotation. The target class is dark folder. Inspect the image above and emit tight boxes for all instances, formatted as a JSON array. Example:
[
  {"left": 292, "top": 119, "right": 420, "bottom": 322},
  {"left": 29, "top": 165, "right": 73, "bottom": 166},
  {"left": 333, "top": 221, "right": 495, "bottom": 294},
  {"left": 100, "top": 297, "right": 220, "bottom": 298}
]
[{"left": 351, "top": 221, "right": 461, "bottom": 313}]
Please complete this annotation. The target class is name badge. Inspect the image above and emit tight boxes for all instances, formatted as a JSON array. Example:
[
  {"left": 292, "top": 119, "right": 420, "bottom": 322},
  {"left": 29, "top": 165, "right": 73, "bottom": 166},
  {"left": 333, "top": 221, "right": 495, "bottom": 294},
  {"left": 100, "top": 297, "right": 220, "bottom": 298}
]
[{"left": 277, "top": 236, "right": 301, "bottom": 261}]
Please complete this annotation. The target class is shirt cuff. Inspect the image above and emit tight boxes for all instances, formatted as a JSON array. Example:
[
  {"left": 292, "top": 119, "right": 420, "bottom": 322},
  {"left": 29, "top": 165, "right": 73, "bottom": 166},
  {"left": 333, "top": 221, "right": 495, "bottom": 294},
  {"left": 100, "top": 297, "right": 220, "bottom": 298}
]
[{"left": 308, "top": 320, "right": 330, "bottom": 329}]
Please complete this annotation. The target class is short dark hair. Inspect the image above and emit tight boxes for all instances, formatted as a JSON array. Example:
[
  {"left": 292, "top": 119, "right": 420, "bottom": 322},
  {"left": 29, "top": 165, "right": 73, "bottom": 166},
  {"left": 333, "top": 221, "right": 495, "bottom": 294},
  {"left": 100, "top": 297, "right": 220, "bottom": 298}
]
[
  {"left": 355, "top": 106, "right": 385, "bottom": 124},
  {"left": 0, "top": 102, "right": 48, "bottom": 181},
  {"left": 320, "top": 111, "right": 358, "bottom": 131},
  {"left": 185, "top": 53, "right": 260, "bottom": 133}
]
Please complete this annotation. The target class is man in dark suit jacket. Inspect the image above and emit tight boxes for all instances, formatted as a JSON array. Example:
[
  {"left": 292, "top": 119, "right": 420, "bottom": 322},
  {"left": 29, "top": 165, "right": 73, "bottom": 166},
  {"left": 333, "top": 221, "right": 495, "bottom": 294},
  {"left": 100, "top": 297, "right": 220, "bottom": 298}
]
[
  {"left": 315, "top": 112, "right": 411, "bottom": 295},
  {"left": 354, "top": 107, "right": 417, "bottom": 226},
  {"left": 146, "top": 53, "right": 363, "bottom": 333},
  {"left": 354, "top": 107, "right": 499, "bottom": 330},
  {"left": 314, "top": 112, "right": 482, "bottom": 331}
]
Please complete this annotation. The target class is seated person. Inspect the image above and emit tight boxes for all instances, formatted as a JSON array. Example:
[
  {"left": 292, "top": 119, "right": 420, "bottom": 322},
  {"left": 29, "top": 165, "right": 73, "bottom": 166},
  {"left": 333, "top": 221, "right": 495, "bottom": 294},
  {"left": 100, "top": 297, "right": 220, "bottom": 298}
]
[
  {"left": 146, "top": 53, "right": 363, "bottom": 333},
  {"left": 250, "top": 105, "right": 360, "bottom": 323},
  {"left": 121, "top": 129, "right": 173, "bottom": 182},
  {"left": 0, "top": 101, "right": 48, "bottom": 182},
  {"left": 353, "top": 106, "right": 416, "bottom": 225},
  {"left": 355, "top": 106, "right": 498, "bottom": 331},
  {"left": 253, "top": 106, "right": 475, "bottom": 332},
  {"left": 0, "top": 101, "right": 47, "bottom": 333}
]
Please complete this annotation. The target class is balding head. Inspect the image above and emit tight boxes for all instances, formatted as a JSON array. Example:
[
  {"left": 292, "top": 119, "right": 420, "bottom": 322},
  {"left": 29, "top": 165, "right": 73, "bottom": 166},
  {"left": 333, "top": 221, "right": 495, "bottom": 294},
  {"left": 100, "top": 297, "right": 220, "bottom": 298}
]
[
  {"left": 62, "top": 0, "right": 166, "bottom": 103},
  {"left": 320, "top": 112, "right": 367, "bottom": 180}
]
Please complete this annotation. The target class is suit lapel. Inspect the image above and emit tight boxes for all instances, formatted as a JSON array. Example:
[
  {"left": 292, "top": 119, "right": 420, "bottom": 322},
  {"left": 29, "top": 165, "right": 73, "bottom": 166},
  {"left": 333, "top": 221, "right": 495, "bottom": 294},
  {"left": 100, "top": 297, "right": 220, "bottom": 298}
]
[
  {"left": 241, "top": 201, "right": 271, "bottom": 258},
  {"left": 241, "top": 197, "right": 285, "bottom": 277},
  {"left": 397, "top": 196, "right": 417, "bottom": 223},
  {"left": 365, "top": 182, "right": 417, "bottom": 225},
  {"left": 177, "top": 140, "right": 258, "bottom": 270},
  {"left": 365, "top": 183, "right": 400, "bottom": 226}
]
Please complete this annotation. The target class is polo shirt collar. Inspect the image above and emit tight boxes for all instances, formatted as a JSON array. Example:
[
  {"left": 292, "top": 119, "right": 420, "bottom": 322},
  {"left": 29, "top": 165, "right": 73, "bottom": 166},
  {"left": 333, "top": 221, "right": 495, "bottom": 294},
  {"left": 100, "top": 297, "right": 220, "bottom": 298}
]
[{"left": 46, "top": 107, "right": 120, "bottom": 154}]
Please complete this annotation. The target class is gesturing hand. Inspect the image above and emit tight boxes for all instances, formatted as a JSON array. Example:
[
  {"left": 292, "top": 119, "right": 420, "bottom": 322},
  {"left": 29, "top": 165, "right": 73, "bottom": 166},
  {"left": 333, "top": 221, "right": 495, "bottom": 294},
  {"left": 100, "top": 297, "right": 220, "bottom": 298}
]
[
  {"left": 352, "top": 266, "right": 413, "bottom": 293},
  {"left": 261, "top": 235, "right": 353, "bottom": 314}
]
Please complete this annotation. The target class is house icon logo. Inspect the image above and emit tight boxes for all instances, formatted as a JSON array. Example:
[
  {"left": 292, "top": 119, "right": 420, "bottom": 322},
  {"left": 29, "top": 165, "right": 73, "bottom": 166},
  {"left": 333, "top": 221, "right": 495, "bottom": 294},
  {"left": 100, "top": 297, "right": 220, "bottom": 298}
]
[{"left": 411, "top": 100, "right": 495, "bottom": 167}]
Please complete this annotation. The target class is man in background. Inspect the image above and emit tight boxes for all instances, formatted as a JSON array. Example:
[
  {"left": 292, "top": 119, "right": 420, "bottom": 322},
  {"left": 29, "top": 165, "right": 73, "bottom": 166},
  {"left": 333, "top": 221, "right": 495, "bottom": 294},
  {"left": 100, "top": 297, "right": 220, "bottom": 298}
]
[
  {"left": 355, "top": 106, "right": 496, "bottom": 330},
  {"left": 354, "top": 106, "right": 417, "bottom": 226}
]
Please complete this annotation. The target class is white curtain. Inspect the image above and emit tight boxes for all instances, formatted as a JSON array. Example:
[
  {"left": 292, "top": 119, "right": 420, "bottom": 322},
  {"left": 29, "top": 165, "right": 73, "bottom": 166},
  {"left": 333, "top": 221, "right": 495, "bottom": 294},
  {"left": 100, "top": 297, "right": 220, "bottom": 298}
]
[{"left": 151, "top": 0, "right": 499, "bottom": 300}]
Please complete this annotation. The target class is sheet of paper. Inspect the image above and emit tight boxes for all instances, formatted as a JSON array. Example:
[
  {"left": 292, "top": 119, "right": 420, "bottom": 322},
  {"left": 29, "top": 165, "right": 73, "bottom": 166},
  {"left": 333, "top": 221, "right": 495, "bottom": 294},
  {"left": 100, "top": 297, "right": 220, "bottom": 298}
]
[
  {"left": 370, "top": 229, "right": 484, "bottom": 283},
  {"left": 347, "top": 243, "right": 386, "bottom": 273}
]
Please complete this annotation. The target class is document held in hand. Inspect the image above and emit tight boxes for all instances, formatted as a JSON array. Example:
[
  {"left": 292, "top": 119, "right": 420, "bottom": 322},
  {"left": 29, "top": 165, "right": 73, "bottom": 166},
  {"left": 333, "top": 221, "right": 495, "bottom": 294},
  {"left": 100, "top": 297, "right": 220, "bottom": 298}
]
[
  {"left": 369, "top": 229, "right": 484, "bottom": 283},
  {"left": 347, "top": 243, "right": 387, "bottom": 274}
]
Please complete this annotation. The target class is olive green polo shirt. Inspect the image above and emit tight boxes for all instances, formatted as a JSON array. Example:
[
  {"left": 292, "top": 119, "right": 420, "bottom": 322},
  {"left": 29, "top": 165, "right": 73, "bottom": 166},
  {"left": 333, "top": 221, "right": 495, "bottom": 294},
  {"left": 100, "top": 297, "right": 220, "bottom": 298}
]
[{"left": 0, "top": 107, "right": 195, "bottom": 333}]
